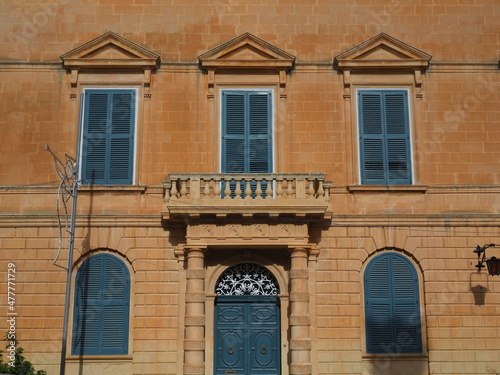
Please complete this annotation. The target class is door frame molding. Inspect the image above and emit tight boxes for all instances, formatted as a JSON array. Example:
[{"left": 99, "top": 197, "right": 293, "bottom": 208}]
[{"left": 206, "top": 254, "right": 290, "bottom": 375}]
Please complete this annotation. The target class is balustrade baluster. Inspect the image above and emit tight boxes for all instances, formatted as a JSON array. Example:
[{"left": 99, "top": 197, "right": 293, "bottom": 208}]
[
  {"left": 203, "top": 178, "right": 210, "bottom": 198},
  {"left": 255, "top": 178, "right": 263, "bottom": 199},
  {"left": 276, "top": 178, "right": 283, "bottom": 197},
  {"left": 265, "top": 178, "right": 273, "bottom": 198},
  {"left": 287, "top": 178, "right": 293, "bottom": 198},
  {"left": 164, "top": 181, "right": 171, "bottom": 201},
  {"left": 317, "top": 180, "right": 325, "bottom": 198},
  {"left": 235, "top": 178, "right": 242, "bottom": 199},
  {"left": 214, "top": 178, "right": 221, "bottom": 198},
  {"left": 244, "top": 178, "right": 252, "bottom": 199},
  {"left": 171, "top": 180, "right": 179, "bottom": 199},
  {"left": 307, "top": 179, "right": 315, "bottom": 198},
  {"left": 180, "top": 179, "right": 188, "bottom": 198},
  {"left": 223, "top": 178, "right": 231, "bottom": 199}
]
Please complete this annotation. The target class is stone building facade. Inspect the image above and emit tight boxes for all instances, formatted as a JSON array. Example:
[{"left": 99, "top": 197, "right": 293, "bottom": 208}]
[{"left": 0, "top": 1, "right": 499, "bottom": 374}]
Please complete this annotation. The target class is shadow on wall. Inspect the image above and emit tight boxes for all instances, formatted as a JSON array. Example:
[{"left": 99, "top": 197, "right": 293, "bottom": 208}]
[
  {"left": 361, "top": 352, "right": 429, "bottom": 375},
  {"left": 470, "top": 284, "right": 487, "bottom": 306}
]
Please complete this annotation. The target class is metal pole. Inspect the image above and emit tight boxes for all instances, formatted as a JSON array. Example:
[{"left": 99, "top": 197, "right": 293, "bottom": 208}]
[{"left": 59, "top": 175, "right": 79, "bottom": 375}]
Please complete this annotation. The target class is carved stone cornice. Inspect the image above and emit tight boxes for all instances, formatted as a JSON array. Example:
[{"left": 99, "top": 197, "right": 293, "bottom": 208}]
[
  {"left": 334, "top": 33, "right": 432, "bottom": 97},
  {"left": 60, "top": 31, "right": 160, "bottom": 94},
  {"left": 199, "top": 32, "right": 295, "bottom": 72},
  {"left": 61, "top": 31, "right": 160, "bottom": 71},
  {"left": 334, "top": 33, "right": 431, "bottom": 73}
]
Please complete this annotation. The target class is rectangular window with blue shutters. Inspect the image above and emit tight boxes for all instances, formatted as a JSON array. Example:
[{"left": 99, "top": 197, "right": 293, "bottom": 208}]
[
  {"left": 358, "top": 90, "right": 412, "bottom": 185},
  {"left": 221, "top": 90, "right": 273, "bottom": 174},
  {"left": 221, "top": 90, "right": 273, "bottom": 198},
  {"left": 81, "top": 89, "right": 136, "bottom": 185}
]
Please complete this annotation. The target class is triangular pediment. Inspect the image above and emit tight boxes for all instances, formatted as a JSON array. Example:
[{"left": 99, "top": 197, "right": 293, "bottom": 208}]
[
  {"left": 334, "top": 33, "right": 431, "bottom": 71},
  {"left": 199, "top": 32, "right": 295, "bottom": 70},
  {"left": 61, "top": 31, "right": 160, "bottom": 70}
]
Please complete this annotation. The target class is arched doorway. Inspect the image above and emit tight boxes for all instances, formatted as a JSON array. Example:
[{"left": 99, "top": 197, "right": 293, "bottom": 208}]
[{"left": 214, "top": 263, "right": 281, "bottom": 375}]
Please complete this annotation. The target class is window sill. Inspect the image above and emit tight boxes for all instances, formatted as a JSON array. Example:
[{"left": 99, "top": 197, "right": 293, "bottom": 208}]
[
  {"left": 362, "top": 353, "right": 428, "bottom": 359},
  {"left": 66, "top": 355, "right": 133, "bottom": 362},
  {"left": 78, "top": 185, "right": 148, "bottom": 193},
  {"left": 347, "top": 185, "right": 428, "bottom": 193}
]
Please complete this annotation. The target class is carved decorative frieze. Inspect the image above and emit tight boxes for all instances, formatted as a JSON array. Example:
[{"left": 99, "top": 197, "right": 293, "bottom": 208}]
[{"left": 185, "top": 222, "right": 309, "bottom": 246}]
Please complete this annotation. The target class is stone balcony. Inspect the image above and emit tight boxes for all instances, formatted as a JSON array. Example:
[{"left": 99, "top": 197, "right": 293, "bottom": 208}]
[{"left": 162, "top": 173, "right": 333, "bottom": 221}]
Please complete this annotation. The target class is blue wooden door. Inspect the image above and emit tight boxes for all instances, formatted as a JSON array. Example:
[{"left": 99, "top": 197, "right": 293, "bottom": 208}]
[{"left": 215, "top": 296, "right": 280, "bottom": 375}]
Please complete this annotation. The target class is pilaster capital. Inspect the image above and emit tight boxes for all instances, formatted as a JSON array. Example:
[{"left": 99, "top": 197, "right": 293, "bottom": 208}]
[
  {"left": 185, "top": 246, "right": 207, "bottom": 256},
  {"left": 288, "top": 246, "right": 311, "bottom": 258}
]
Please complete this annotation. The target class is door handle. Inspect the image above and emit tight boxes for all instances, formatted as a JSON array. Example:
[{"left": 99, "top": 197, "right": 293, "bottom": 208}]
[
  {"left": 260, "top": 345, "right": 267, "bottom": 354},
  {"left": 227, "top": 346, "right": 234, "bottom": 354}
]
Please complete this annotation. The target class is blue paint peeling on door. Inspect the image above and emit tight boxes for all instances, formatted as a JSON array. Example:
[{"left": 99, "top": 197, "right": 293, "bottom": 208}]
[{"left": 215, "top": 296, "right": 280, "bottom": 375}]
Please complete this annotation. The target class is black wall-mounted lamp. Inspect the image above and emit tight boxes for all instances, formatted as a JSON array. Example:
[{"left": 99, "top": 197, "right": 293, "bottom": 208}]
[{"left": 474, "top": 244, "right": 500, "bottom": 276}]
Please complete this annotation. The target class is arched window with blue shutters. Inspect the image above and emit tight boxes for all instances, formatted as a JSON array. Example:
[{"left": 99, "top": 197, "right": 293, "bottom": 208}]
[
  {"left": 364, "top": 252, "right": 422, "bottom": 354},
  {"left": 81, "top": 89, "right": 136, "bottom": 185},
  {"left": 358, "top": 90, "right": 412, "bottom": 185},
  {"left": 72, "top": 253, "right": 130, "bottom": 356}
]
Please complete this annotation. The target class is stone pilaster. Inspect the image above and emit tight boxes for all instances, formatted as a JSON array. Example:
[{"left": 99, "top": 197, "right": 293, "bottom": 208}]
[
  {"left": 183, "top": 247, "right": 206, "bottom": 375},
  {"left": 289, "top": 247, "right": 312, "bottom": 375}
]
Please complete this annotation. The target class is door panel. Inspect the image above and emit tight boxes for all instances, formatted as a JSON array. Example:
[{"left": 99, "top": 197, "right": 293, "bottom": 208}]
[{"left": 215, "top": 297, "right": 280, "bottom": 375}]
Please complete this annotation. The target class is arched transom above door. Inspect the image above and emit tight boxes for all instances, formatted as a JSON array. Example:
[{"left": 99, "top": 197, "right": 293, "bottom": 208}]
[{"left": 215, "top": 263, "right": 280, "bottom": 296}]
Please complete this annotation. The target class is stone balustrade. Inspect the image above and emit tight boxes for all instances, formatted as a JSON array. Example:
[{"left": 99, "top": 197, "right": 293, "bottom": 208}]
[{"left": 162, "top": 173, "right": 332, "bottom": 220}]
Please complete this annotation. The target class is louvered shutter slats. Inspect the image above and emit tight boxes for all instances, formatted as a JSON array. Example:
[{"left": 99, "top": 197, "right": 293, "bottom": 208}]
[
  {"left": 222, "top": 91, "right": 272, "bottom": 198},
  {"left": 365, "top": 253, "right": 422, "bottom": 354},
  {"left": 82, "top": 90, "right": 135, "bottom": 185},
  {"left": 73, "top": 254, "right": 130, "bottom": 355},
  {"left": 359, "top": 90, "right": 411, "bottom": 185}
]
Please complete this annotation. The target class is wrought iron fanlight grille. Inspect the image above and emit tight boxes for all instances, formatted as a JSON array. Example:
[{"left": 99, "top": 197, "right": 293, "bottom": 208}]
[{"left": 215, "top": 263, "right": 279, "bottom": 296}]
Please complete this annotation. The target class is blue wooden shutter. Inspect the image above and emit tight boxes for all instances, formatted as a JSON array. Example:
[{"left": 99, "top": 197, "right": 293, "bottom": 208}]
[
  {"left": 359, "top": 90, "right": 411, "bottom": 185},
  {"left": 82, "top": 90, "right": 135, "bottom": 184},
  {"left": 248, "top": 92, "right": 272, "bottom": 173},
  {"left": 222, "top": 92, "right": 246, "bottom": 173},
  {"left": 73, "top": 254, "right": 130, "bottom": 355},
  {"left": 222, "top": 91, "right": 272, "bottom": 174},
  {"left": 365, "top": 253, "right": 422, "bottom": 354}
]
